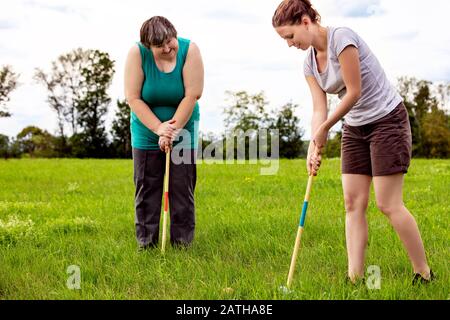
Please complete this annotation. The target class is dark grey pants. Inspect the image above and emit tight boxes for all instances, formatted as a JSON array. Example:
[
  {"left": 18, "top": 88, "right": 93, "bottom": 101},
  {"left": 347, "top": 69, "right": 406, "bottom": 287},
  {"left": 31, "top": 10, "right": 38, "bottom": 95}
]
[{"left": 133, "top": 148, "right": 196, "bottom": 247}]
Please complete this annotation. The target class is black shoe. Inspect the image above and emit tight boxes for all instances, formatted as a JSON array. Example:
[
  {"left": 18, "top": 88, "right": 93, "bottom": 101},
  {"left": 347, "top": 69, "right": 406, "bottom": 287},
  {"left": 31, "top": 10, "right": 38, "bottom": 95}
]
[
  {"left": 171, "top": 241, "right": 192, "bottom": 250},
  {"left": 137, "top": 243, "right": 157, "bottom": 252},
  {"left": 412, "top": 269, "right": 435, "bottom": 285}
]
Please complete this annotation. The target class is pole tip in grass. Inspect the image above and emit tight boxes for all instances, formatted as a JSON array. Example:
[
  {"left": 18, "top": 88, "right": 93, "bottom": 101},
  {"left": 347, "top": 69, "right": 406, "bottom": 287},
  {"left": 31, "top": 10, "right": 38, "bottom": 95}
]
[{"left": 279, "top": 285, "right": 294, "bottom": 295}]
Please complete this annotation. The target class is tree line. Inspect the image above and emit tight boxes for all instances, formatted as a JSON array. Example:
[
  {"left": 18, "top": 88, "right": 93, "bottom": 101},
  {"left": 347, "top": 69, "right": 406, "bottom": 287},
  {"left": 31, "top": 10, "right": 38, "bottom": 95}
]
[
  {"left": 0, "top": 49, "right": 130, "bottom": 159},
  {"left": 0, "top": 48, "right": 449, "bottom": 159}
]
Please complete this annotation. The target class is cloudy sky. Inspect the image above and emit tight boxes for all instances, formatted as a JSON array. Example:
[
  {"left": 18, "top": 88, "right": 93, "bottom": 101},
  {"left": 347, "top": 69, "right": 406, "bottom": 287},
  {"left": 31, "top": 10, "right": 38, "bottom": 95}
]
[{"left": 1, "top": 0, "right": 449, "bottom": 139}]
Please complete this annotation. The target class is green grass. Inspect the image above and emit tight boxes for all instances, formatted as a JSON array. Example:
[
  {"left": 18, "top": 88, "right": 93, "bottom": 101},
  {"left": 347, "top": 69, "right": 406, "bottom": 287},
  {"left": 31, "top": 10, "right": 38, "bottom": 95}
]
[{"left": 0, "top": 158, "right": 448, "bottom": 300}]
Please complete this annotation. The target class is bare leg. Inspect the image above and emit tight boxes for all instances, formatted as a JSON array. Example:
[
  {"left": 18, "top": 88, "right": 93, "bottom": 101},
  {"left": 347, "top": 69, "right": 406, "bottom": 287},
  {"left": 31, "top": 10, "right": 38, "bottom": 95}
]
[
  {"left": 342, "top": 174, "right": 372, "bottom": 282},
  {"left": 373, "top": 173, "right": 430, "bottom": 278}
]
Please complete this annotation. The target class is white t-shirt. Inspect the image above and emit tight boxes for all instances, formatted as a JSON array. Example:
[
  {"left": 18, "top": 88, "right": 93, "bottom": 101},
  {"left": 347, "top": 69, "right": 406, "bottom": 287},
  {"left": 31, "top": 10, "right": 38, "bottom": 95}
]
[{"left": 304, "top": 26, "right": 402, "bottom": 126}]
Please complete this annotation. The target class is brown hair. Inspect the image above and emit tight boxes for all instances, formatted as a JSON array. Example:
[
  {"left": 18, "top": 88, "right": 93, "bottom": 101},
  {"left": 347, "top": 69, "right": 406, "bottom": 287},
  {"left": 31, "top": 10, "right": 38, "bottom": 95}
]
[
  {"left": 140, "top": 16, "right": 177, "bottom": 48},
  {"left": 272, "top": 0, "right": 321, "bottom": 27}
]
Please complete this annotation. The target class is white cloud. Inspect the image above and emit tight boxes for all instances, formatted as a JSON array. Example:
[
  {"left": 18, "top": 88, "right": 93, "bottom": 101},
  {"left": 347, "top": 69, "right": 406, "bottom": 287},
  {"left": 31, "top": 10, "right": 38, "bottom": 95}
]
[
  {"left": 0, "top": 0, "right": 449, "bottom": 140},
  {"left": 322, "top": 0, "right": 384, "bottom": 18}
]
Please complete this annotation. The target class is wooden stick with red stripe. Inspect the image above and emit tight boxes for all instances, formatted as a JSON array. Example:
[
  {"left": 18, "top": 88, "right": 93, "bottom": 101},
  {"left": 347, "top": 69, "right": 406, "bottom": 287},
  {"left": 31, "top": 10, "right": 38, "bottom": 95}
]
[{"left": 161, "top": 149, "right": 171, "bottom": 253}]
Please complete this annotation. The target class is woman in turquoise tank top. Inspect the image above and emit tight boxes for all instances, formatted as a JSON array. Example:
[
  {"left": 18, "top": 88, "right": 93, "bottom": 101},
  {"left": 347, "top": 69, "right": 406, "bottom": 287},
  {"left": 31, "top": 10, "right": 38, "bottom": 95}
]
[{"left": 124, "top": 16, "right": 204, "bottom": 249}]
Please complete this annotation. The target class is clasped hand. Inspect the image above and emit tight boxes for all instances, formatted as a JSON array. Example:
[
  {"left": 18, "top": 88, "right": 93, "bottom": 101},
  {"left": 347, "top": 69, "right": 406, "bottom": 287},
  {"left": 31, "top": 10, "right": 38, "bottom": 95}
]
[
  {"left": 156, "top": 119, "right": 179, "bottom": 152},
  {"left": 307, "top": 125, "right": 329, "bottom": 176}
]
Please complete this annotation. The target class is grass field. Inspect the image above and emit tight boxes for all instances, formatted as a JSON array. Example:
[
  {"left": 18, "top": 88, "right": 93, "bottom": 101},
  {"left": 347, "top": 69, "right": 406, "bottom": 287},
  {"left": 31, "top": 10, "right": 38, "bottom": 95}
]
[{"left": 0, "top": 158, "right": 448, "bottom": 300}]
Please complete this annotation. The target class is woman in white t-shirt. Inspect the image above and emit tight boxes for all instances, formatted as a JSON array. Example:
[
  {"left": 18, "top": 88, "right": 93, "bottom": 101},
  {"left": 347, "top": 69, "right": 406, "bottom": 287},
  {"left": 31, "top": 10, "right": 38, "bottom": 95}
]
[{"left": 272, "top": 0, "right": 433, "bottom": 284}]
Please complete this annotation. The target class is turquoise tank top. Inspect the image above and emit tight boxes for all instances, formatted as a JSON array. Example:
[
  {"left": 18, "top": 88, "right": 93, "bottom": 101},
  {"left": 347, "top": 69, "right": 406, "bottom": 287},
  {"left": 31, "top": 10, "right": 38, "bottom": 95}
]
[{"left": 131, "top": 37, "right": 200, "bottom": 150}]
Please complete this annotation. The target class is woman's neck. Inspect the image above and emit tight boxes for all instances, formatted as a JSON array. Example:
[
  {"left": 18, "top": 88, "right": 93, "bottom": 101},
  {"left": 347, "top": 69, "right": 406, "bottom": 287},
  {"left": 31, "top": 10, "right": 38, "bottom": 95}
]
[{"left": 311, "top": 25, "right": 328, "bottom": 54}]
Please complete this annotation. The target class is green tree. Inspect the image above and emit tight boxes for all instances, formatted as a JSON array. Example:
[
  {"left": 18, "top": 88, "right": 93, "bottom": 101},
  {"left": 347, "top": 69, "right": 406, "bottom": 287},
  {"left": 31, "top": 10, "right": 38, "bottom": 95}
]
[
  {"left": 35, "top": 48, "right": 115, "bottom": 158},
  {"left": 0, "top": 134, "right": 9, "bottom": 159},
  {"left": 397, "top": 77, "right": 442, "bottom": 157},
  {"left": 398, "top": 77, "right": 420, "bottom": 155},
  {"left": 0, "top": 65, "right": 19, "bottom": 118},
  {"left": 321, "top": 95, "right": 343, "bottom": 158},
  {"left": 323, "top": 131, "right": 342, "bottom": 158},
  {"left": 74, "top": 50, "right": 115, "bottom": 158},
  {"left": 436, "top": 82, "right": 450, "bottom": 111},
  {"left": 35, "top": 49, "right": 89, "bottom": 138},
  {"left": 421, "top": 105, "right": 450, "bottom": 158},
  {"left": 223, "top": 91, "right": 271, "bottom": 159},
  {"left": 16, "top": 126, "right": 57, "bottom": 158},
  {"left": 271, "top": 102, "right": 304, "bottom": 158},
  {"left": 7, "top": 137, "right": 21, "bottom": 158},
  {"left": 110, "top": 99, "right": 131, "bottom": 158},
  {"left": 223, "top": 91, "right": 270, "bottom": 132}
]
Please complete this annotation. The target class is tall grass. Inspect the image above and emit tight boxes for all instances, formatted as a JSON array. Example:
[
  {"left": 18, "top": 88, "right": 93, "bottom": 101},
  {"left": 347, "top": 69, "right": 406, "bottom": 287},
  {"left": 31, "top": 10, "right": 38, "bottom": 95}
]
[{"left": 0, "top": 158, "right": 448, "bottom": 299}]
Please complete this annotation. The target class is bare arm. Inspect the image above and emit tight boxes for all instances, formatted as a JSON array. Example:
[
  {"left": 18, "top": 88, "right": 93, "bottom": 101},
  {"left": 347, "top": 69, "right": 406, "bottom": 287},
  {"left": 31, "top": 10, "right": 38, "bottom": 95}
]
[
  {"left": 320, "top": 46, "right": 361, "bottom": 132},
  {"left": 171, "top": 42, "right": 204, "bottom": 129},
  {"left": 305, "top": 75, "right": 327, "bottom": 175},
  {"left": 124, "top": 44, "right": 176, "bottom": 138},
  {"left": 308, "top": 46, "right": 362, "bottom": 174},
  {"left": 305, "top": 75, "right": 328, "bottom": 153}
]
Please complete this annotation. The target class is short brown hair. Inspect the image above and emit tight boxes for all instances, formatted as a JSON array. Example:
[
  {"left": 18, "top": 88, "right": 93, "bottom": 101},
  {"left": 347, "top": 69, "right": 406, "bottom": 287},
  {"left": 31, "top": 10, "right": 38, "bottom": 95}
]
[
  {"left": 272, "top": 0, "right": 321, "bottom": 27},
  {"left": 140, "top": 16, "right": 177, "bottom": 48}
]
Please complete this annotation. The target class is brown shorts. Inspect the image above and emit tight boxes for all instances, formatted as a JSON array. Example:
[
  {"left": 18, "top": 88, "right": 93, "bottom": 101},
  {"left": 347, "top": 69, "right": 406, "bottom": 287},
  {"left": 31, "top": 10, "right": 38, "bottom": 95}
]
[{"left": 341, "top": 102, "right": 412, "bottom": 177}]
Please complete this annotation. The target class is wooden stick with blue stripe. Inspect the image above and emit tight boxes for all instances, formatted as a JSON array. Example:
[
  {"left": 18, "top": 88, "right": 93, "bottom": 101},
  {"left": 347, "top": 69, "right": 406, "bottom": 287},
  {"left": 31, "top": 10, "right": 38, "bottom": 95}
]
[
  {"left": 161, "top": 149, "right": 171, "bottom": 253},
  {"left": 286, "top": 174, "right": 314, "bottom": 289}
]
